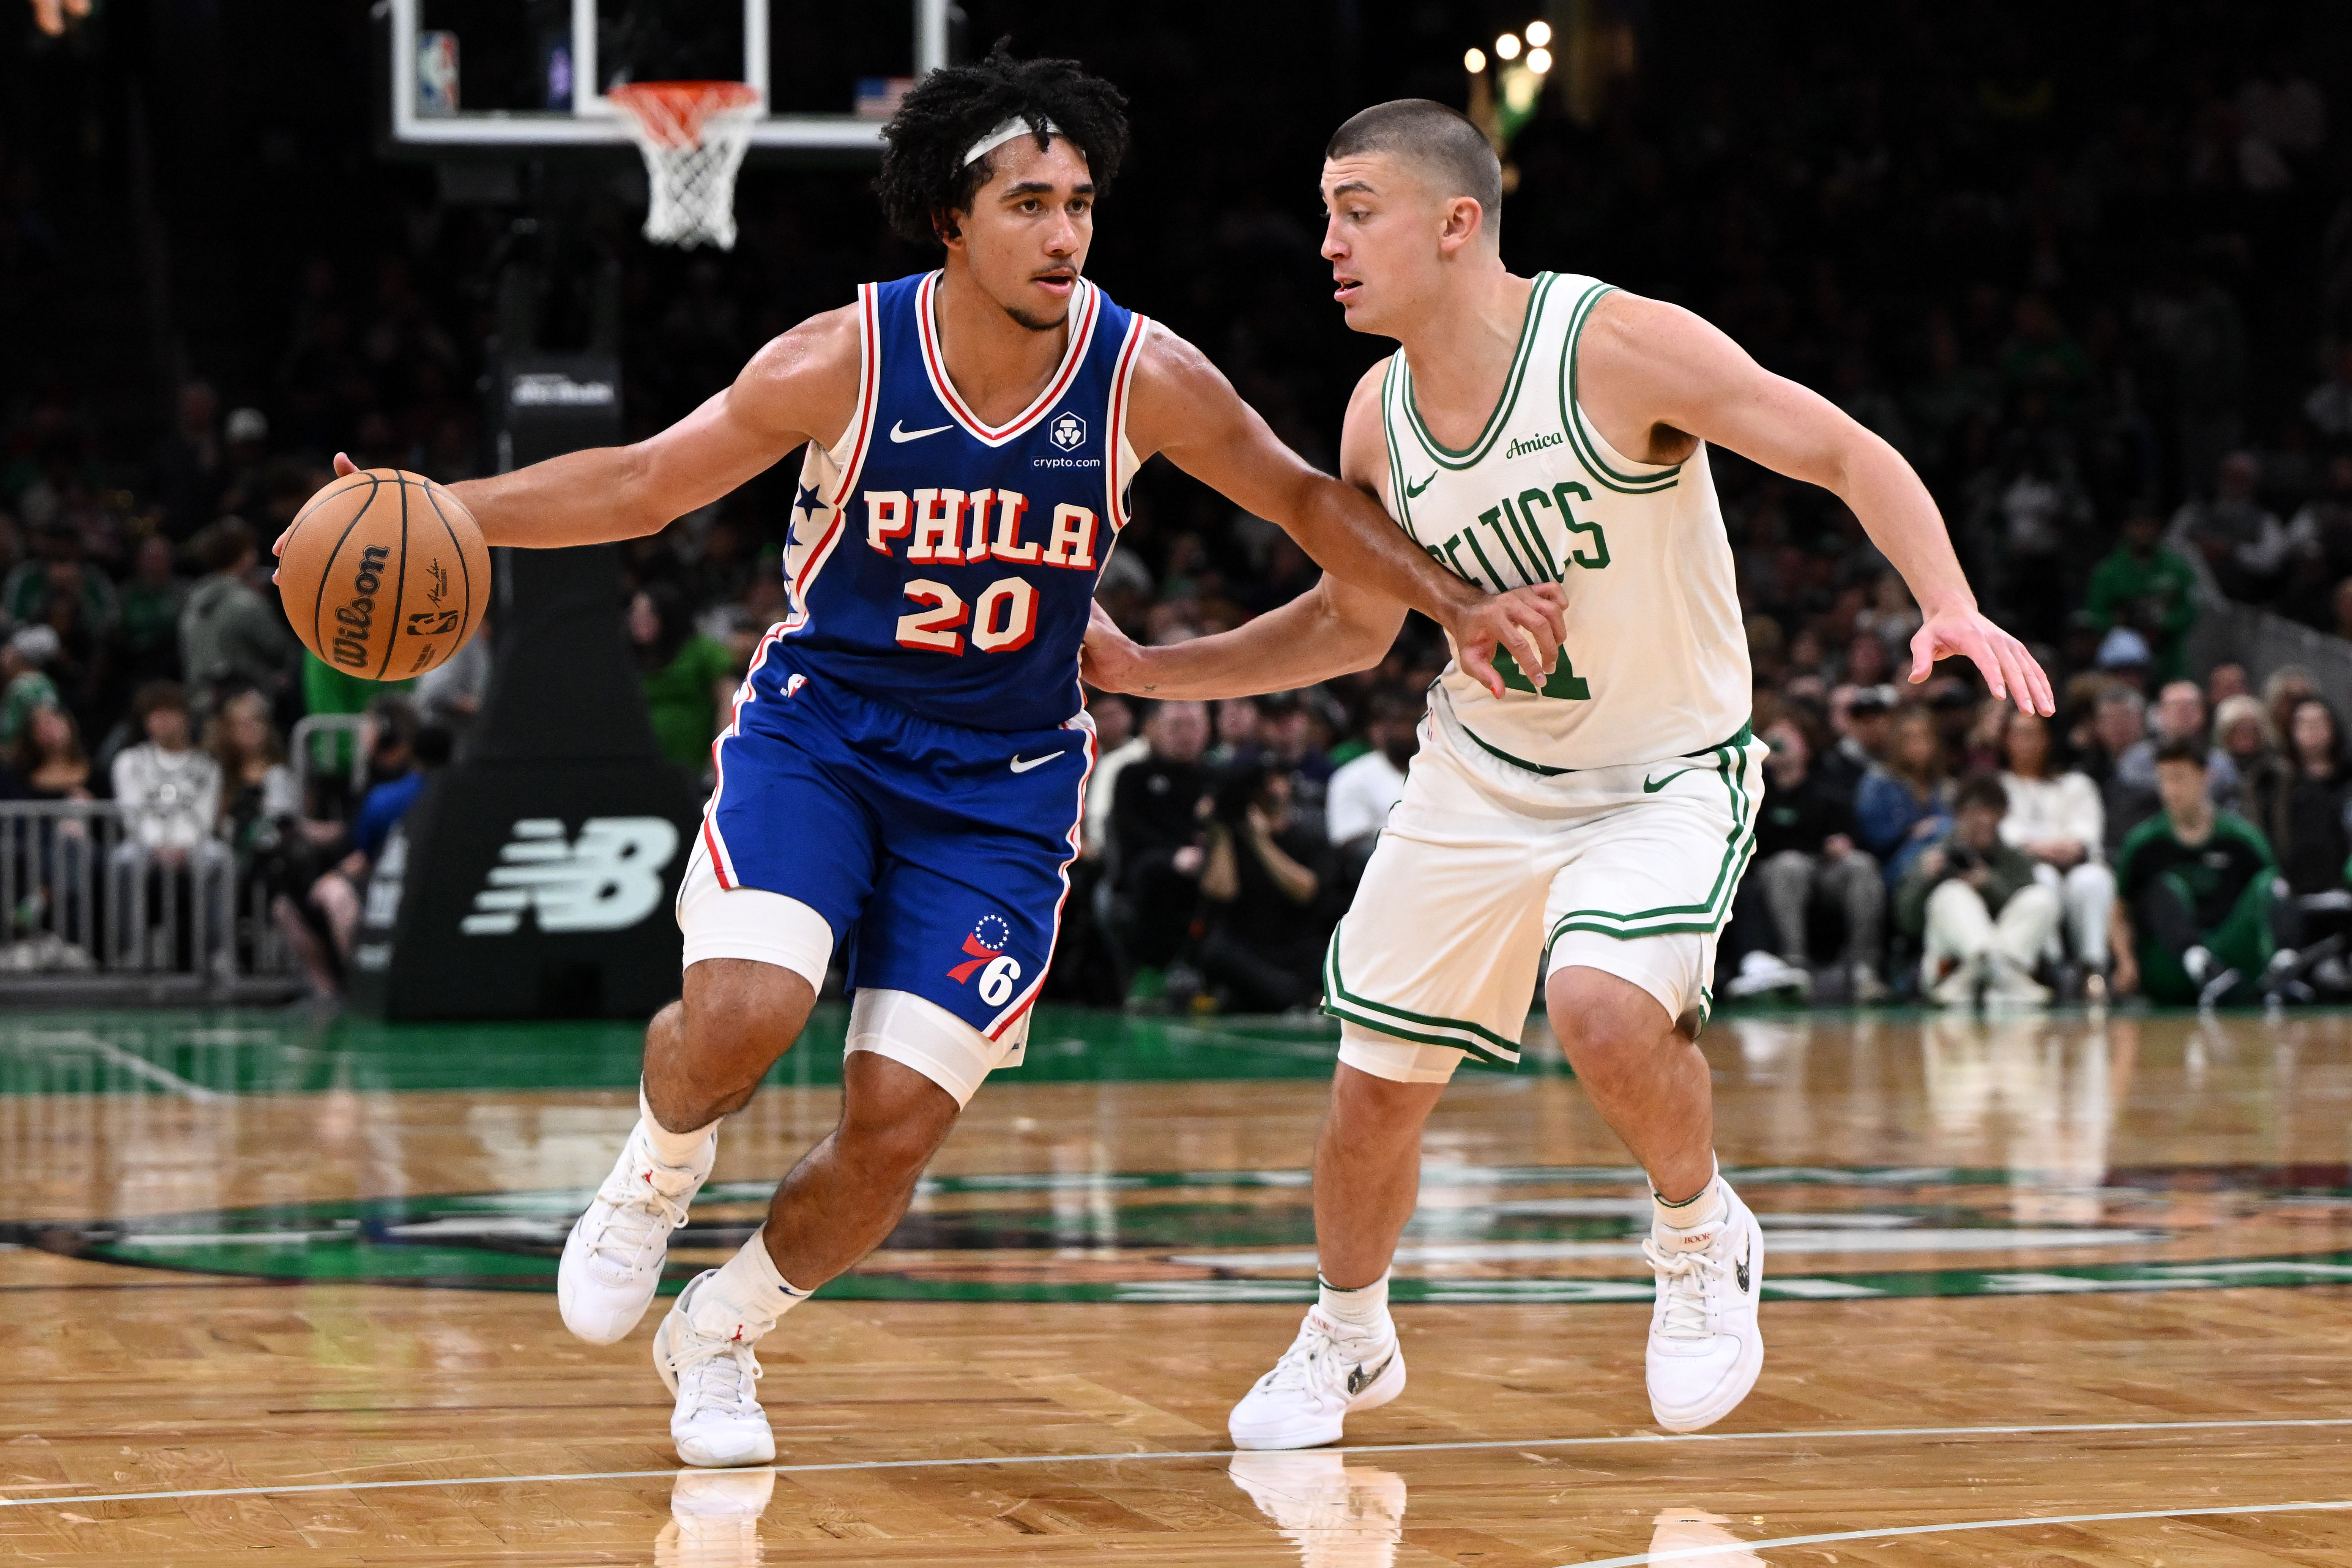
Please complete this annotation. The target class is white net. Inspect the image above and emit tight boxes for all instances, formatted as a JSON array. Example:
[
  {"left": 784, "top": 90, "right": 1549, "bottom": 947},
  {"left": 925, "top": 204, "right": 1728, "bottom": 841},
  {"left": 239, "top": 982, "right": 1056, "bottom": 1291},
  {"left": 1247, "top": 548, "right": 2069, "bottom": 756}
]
[{"left": 608, "top": 82, "right": 760, "bottom": 251}]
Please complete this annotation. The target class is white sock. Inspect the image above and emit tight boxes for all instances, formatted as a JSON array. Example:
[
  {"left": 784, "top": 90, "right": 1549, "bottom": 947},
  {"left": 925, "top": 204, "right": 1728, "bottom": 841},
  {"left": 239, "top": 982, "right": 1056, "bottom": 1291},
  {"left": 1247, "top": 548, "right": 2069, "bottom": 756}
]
[
  {"left": 1317, "top": 1272, "right": 1392, "bottom": 1336},
  {"left": 638, "top": 1084, "right": 717, "bottom": 1169},
  {"left": 686, "top": 1229, "right": 810, "bottom": 1342},
  {"left": 1652, "top": 1165, "right": 1725, "bottom": 1237}
]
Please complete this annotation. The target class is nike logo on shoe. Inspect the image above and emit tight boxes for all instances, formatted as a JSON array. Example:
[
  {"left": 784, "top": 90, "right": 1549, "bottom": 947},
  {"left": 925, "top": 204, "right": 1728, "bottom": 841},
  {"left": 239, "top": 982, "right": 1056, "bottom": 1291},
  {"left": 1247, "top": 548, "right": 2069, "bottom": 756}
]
[
  {"left": 1346, "top": 1351, "right": 1394, "bottom": 1396},
  {"left": 890, "top": 420, "right": 953, "bottom": 443},
  {"left": 1735, "top": 1247, "right": 1751, "bottom": 1294},
  {"left": 1643, "top": 768, "right": 1698, "bottom": 794},
  {"left": 1009, "top": 751, "right": 1064, "bottom": 773}
]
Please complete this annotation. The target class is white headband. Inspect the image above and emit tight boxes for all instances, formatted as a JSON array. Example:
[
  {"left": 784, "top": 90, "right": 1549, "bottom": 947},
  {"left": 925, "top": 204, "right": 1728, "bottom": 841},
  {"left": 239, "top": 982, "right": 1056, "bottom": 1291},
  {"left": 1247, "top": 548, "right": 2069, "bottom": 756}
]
[{"left": 963, "top": 115, "right": 1061, "bottom": 167}]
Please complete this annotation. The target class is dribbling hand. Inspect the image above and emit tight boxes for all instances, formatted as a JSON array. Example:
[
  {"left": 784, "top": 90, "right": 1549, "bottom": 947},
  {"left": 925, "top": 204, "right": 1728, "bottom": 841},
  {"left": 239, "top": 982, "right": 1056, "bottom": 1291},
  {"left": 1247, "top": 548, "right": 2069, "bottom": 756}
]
[{"left": 269, "top": 452, "right": 362, "bottom": 585}]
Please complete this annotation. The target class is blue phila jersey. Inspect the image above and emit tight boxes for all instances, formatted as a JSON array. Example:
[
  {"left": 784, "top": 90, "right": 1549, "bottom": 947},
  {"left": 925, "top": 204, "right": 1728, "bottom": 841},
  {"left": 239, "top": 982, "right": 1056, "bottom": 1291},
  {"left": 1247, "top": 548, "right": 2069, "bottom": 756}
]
[{"left": 757, "top": 269, "right": 1148, "bottom": 733}]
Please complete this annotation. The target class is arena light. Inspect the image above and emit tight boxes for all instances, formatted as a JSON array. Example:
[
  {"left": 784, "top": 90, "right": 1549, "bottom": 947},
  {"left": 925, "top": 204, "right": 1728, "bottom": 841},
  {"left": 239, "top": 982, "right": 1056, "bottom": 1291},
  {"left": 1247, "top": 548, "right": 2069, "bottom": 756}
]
[
  {"left": 1464, "top": 46, "right": 1487, "bottom": 73},
  {"left": 1525, "top": 19, "right": 1552, "bottom": 47},
  {"left": 1528, "top": 46, "right": 1553, "bottom": 74},
  {"left": 1495, "top": 32, "right": 1521, "bottom": 60}
]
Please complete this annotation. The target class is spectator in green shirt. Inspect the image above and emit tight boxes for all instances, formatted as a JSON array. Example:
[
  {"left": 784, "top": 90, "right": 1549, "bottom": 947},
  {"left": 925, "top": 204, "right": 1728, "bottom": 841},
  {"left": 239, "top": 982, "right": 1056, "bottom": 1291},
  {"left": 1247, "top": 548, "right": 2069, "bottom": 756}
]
[
  {"left": 2111, "top": 738, "right": 2278, "bottom": 1006},
  {"left": 0, "top": 626, "right": 63, "bottom": 749},
  {"left": 2085, "top": 510, "right": 2200, "bottom": 683},
  {"left": 631, "top": 585, "right": 739, "bottom": 775},
  {"left": 301, "top": 650, "right": 415, "bottom": 803}
]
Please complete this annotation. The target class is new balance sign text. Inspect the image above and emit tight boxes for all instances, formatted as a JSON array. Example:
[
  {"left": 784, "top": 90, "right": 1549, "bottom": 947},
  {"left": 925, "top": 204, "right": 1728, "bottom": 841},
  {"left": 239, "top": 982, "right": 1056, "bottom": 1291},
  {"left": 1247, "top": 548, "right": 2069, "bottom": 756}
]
[{"left": 462, "top": 817, "right": 681, "bottom": 935}]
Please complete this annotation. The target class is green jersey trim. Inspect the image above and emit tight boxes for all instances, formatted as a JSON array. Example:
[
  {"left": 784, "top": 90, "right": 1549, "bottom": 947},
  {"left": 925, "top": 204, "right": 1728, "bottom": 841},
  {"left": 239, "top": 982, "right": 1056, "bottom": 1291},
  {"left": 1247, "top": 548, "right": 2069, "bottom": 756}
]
[
  {"left": 1398, "top": 273, "right": 1558, "bottom": 472},
  {"left": 1539, "top": 733, "right": 1759, "bottom": 935},
  {"left": 1560, "top": 282, "right": 1683, "bottom": 496},
  {"left": 1321, "top": 930, "right": 1523, "bottom": 1062},
  {"left": 1459, "top": 718, "right": 1755, "bottom": 780},
  {"left": 1380, "top": 356, "right": 1428, "bottom": 549}
]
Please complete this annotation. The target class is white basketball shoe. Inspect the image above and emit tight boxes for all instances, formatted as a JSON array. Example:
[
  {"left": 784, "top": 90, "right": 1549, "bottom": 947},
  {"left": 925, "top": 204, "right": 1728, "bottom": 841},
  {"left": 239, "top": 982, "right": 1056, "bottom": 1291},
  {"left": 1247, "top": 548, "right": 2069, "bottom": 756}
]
[
  {"left": 1642, "top": 1179, "right": 1765, "bottom": 1432},
  {"left": 558, "top": 1120, "right": 713, "bottom": 1345},
  {"left": 654, "top": 1270, "right": 777, "bottom": 1467},
  {"left": 1228, "top": 1306, "right": 1406, "bottom": 1451}
]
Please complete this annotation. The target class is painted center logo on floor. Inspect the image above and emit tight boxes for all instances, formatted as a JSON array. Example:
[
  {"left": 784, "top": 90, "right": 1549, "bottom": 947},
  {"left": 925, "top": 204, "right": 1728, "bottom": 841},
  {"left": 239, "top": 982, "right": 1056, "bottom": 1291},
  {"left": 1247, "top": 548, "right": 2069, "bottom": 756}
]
[{"left": 17, "top": 1164, "right": 2352, "bottom": 1303}]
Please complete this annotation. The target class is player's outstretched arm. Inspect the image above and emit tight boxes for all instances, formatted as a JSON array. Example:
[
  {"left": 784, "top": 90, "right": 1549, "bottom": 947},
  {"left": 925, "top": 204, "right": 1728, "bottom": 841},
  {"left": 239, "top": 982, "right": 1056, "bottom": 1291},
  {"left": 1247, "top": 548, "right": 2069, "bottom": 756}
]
[
  {"left": 1583, "top": 293, "right": 2055, "bottom": 717},
  {"left": 277, "top": 306, "right": 859, "bottom": 556},
  {"left": 1125, "top": 327, "right": 1565, "bottom": 699},
  {"left": 1081, "top": 572, "right": 1405, "bottom": 700}
]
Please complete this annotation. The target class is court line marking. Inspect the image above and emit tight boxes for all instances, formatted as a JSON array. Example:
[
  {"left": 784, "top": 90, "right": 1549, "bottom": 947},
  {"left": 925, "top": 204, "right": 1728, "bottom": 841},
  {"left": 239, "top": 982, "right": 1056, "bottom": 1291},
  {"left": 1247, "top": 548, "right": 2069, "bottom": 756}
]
[
  {"left": 5, "top": 1414, "right": 2350, "bottom": 1511},
  {"left": 2, "top": 1031, "right": 219, "bottom": 1101},
  {"left": 1567, "top": 1497, "right": 2352, "bottom": 1566}
]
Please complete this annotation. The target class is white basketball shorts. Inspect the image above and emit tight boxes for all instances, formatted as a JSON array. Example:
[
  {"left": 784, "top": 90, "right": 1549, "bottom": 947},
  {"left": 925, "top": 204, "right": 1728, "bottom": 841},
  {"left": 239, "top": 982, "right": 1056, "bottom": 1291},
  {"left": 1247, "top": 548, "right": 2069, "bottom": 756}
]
[{"left": 1325, "top": 719, "right": 1763, "bottom": 1085}]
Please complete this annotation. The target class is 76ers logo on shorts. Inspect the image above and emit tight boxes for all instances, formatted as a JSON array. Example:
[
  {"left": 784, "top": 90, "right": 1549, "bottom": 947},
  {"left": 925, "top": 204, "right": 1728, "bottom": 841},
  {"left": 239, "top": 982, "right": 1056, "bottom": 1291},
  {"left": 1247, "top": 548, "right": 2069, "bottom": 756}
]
[
  {"left": 948, "top": 914, "right": 1023, "bottom": 1007},
  {"left": 1049, "top": 412, "right": 1086, "bottom": 451}
]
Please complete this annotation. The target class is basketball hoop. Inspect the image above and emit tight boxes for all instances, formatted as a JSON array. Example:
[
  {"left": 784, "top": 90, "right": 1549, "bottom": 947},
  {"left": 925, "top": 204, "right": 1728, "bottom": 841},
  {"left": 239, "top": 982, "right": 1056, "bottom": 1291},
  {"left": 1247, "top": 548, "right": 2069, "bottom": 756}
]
[{"left": 608, "top": 81, "right": 761, "bottom": 251}]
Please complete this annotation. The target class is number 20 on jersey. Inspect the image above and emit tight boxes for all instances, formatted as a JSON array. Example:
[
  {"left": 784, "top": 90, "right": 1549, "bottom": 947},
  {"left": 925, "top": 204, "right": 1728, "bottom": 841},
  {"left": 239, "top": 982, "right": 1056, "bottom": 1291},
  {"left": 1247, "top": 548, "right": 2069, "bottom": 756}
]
[{"left": 864, "top": 486, "right": 1099, "bottom": 657}]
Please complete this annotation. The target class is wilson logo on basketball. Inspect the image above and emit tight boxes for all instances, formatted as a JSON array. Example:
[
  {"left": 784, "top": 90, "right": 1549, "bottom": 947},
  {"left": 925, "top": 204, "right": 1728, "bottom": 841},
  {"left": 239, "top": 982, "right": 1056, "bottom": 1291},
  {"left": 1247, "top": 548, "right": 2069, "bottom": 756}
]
[{"left": 330, "top": 545, "right": 391, "bottom": 669}]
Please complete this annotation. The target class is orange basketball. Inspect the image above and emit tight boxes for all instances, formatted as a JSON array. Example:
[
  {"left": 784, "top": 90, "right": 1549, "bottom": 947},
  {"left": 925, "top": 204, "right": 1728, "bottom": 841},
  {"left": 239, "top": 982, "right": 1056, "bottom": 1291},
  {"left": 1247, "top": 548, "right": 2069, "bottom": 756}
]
[{"left": 277, "top": 468, "right": 489, "bottom": 682}]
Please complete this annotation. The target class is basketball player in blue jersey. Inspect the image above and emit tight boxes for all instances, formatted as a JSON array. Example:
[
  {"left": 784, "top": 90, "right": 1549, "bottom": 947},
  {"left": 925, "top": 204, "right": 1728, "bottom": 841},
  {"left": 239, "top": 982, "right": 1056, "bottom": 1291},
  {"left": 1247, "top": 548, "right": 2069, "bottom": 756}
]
[{"left": 287, "top": 49, "right": 1566, "bottom": 1466}]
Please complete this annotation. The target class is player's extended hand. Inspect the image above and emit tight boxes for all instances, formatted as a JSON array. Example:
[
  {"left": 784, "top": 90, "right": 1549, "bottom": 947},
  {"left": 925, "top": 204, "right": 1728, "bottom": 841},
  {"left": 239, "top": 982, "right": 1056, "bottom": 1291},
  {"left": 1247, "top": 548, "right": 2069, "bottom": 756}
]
[
  {"left": 1447, "top": 583, "right": 1570, "bottom": 701},
  {"left": 1079, "top": 599, "right": 1148, "bottom": 693},
  {"left": 1908, "top": 607, "right": 2054, "bottom": 717},
  {"left": 270, "top": 453, "right": 361, "bottom": 585}
]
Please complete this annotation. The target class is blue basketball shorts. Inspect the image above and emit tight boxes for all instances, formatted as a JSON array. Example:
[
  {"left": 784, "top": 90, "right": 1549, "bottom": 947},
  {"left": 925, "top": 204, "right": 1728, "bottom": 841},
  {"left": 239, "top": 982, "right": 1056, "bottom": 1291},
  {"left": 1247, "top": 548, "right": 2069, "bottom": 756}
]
[{"left": 694, "top": 649, "right": 1095, "bottom": 1042}]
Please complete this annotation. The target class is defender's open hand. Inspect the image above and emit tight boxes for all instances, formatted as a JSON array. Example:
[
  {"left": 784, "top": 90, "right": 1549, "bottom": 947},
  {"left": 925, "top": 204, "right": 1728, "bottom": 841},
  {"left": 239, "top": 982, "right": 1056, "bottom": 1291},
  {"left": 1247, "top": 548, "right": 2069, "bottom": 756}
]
[{"left": 1909, "top": 608, "right": 2055, "bottom": 717}]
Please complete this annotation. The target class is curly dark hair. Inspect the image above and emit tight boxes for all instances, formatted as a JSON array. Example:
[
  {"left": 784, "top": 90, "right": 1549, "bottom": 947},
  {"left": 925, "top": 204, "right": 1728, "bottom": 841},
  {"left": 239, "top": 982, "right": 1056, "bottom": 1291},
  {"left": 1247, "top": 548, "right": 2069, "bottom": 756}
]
[{"left": 876, "top": 39, "right": 1130, "bottom": 246}]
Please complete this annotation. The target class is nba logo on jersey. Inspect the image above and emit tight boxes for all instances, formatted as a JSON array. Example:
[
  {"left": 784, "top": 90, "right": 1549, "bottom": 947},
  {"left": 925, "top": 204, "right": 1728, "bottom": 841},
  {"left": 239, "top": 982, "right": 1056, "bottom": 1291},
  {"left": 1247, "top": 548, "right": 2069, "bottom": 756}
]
[{"left": 1050, "top": 412, "right": 1086, "bottom": 451}]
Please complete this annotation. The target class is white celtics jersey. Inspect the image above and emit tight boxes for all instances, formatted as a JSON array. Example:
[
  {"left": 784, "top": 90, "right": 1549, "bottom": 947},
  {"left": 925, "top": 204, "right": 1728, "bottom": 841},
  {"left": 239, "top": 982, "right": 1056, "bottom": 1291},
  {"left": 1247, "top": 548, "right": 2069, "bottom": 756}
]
[{"left": 1381, "top": 271, "right": 1750, "bottom": 781}]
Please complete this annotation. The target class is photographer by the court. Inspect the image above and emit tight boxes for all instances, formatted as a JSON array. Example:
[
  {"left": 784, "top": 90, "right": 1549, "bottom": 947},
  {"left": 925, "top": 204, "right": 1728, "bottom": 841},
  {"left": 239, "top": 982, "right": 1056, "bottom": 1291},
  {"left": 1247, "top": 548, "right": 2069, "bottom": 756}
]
[
  {"left": 1196, "top": 759, "right": 1335, "bottom": 1012},
  {"left": 1898, "top": 774, "right": 2061, "bottom": 1005}
]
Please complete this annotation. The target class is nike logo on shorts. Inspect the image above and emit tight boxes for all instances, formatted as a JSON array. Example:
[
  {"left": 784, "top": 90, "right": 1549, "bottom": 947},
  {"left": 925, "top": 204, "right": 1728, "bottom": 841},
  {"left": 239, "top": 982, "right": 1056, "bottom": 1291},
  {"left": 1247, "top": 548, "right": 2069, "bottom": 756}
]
[
  {"left": 890, "top": 419, "right": 953, "bottom": 443},
  {"left": 1009, "top": 751, "right": 1064, "bottom": 773},
  {"left": 1643, "top": 768, "right": 1698, "bottom": 794}
]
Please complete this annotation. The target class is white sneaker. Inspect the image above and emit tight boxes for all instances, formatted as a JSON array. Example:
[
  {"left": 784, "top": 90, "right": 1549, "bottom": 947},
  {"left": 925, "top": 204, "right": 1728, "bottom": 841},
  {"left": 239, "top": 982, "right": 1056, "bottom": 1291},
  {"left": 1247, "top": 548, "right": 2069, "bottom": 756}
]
[
  {"left": 1984, "top": 955, "right": 2052, "bottom": 1006},
  {"left": 1849, "top": 962, "right": 1890, "bottom": 1005},
  {"left": 1228, "top": 1450, "right": 1408, "bottom": 1567},
  {"left": 1724, "top": 950, "right": 1810, "bottom": 1000},
  {"left": 558, "top": 1120, "right": 713, "bottom": 1345},
  {"left": 655, "top": 1467, "right": 774, "bottom": 1567},
  {"left": 1643, "top": 1181, "right": 1764, "bottom": 1432},
  {"left": 1228, "top": 1307, "right": 1406, "bottom": 1451},
  {"left": 1925, "top": 954, "right": 1980, "bottom": 1007},
  {"left": 654, "top": 1270, "right": 777, "bottom": 1467}
]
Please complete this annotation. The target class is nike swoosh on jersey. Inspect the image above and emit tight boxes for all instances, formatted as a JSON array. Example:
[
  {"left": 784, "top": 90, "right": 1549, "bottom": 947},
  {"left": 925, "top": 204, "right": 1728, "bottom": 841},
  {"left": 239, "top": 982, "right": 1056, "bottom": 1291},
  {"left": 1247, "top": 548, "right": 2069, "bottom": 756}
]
[
  {"left": 1009, "top": 751, "right": 1064, "bottom": 773},
  {"left": 1642, "top": 768, "right": 1699, "bottom": 793},
  {"left": 890, "top": 419, "right": 953, "bottom": 443},
  {"left": 1404, "top": 472, "right": 1435, "bottom": 498}
]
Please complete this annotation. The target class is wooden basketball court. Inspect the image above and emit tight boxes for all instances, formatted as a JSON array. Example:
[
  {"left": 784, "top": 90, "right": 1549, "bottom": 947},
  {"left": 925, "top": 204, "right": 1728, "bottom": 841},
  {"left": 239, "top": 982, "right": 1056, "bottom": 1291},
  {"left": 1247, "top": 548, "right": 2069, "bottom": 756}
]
[{"left": 5, "top": 1004, "right": 2352, "bottom": 1564}]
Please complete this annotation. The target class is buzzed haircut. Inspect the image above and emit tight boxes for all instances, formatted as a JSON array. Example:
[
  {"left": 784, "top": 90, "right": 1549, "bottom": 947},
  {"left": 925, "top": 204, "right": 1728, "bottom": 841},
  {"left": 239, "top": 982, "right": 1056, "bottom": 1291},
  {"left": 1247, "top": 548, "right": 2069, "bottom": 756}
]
[{"left": 1326, "top": 99, "right": 1504, "bottom": 245}]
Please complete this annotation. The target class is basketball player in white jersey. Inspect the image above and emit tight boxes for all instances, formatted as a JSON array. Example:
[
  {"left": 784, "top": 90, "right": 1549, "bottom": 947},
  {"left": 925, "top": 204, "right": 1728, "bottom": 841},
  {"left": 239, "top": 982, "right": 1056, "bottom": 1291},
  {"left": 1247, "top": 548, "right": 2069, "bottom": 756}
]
[{"left": 1083, "top": 99, "right": 2052, "bottom": 1447}]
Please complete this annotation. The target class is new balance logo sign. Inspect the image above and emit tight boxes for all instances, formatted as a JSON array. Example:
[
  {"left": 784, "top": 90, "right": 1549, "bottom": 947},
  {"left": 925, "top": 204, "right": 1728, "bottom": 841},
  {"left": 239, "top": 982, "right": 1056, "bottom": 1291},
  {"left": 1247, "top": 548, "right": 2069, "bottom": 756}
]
[{"left": 462, "top": 817, "right": 681, "bottom": 935}]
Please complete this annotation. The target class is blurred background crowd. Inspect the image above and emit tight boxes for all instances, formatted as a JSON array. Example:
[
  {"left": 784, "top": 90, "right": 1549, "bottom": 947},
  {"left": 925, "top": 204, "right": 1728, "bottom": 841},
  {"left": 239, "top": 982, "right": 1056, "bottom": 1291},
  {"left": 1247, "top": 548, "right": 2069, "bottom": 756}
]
[{"left": 5, "top": 0, "right": 2352, "bottom": 1009}]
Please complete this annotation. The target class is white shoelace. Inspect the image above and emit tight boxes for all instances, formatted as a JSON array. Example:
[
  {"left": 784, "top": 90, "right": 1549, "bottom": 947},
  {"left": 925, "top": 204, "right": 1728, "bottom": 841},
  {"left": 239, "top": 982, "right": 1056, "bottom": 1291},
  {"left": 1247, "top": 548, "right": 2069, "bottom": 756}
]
[
  {"left": 1260, "top": 1314, "right": 1387, "bottom": 1398},
  {"left": 672, "top": 1328, "right": 764, "bottom": 1416},
  {"left": 585, "top": 1166, "right": 696, "bottom": 1273},
  {"left": 1642, "top": 1236, "right": 1726, "bottom": 1339}
]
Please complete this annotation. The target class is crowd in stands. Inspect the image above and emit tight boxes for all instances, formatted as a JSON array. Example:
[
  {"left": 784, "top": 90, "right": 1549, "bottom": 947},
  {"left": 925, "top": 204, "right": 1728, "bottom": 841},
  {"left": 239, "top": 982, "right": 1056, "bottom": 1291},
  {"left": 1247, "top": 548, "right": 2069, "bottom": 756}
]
[{"left": 4, "top": 5, "right": 2352, "bottom": 1008}]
